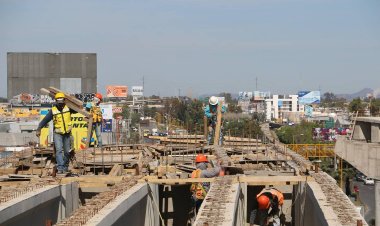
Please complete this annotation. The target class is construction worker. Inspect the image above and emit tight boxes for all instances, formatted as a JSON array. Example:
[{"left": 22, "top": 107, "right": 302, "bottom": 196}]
[
  {"left": 190, "top": 154, "right": 222, "bottom": 213},
  {"left": 204, "top": 96, "right": 226, "bottom": 145},
  {"left": 36, "top": 92, "right": 76, "bottom": 174},
  {"left": 86, "top": 93, "right": 103, "bottom": 147},
  {"left": 250, "top": 187, "right": 284, "bottom": 226}
]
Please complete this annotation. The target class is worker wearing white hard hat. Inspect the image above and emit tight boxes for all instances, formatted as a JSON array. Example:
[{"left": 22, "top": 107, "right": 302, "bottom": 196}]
[{"left": 204, "top": 96, "right": 227, "bottom": 145}]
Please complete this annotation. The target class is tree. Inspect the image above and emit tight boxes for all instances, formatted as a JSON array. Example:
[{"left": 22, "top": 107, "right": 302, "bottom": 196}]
[{"left": 349, "top": 98, "right": 365, "bottom": 113}]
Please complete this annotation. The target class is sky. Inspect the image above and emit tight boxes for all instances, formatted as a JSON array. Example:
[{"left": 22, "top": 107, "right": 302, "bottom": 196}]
[{"left": 1, "top": 0, "right": 380, "bottom": 97}]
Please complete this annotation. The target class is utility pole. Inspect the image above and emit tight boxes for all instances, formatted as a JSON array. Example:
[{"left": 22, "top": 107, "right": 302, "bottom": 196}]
[{"left": 256, "top": 77, "right": 258, "bottom": 91}]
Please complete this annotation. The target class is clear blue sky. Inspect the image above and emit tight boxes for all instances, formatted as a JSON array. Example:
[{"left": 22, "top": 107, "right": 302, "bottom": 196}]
[{"left": 1, "top": 0, "right": 379, "bottom": 97}]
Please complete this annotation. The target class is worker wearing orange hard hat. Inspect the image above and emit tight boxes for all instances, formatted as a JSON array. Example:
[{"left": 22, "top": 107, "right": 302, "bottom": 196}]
[
  {"left": 190, "top": 154, "right": 222, "bottom": 216},
  {"left": 86, "top": 93, "right": 103, "bottom": 147},
  {"left": 250, "top": 187, "right": 284, "bottom": 226}
]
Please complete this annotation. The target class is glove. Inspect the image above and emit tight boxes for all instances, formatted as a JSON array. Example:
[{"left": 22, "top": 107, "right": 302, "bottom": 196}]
[{"left": 36, "top": 129, "right": 41, "bottom": 137}]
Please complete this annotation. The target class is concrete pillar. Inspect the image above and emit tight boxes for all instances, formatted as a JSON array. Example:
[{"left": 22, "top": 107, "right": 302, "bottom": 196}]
[
  {"left": 376, "top": 180, "right": 380, "bottom": 226},
  {"left": 371, "top": 124, "right": 380, "bottom": 143},
  {"left": 353, "top": 122, "right": 371, "bottom": 141}
]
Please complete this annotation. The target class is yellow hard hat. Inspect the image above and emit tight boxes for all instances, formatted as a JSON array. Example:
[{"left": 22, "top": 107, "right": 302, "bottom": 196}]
[{"left": 55, "top": 92, "right": 65, "bottom": 99}]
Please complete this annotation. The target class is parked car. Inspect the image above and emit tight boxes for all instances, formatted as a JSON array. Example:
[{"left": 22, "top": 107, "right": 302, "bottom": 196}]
[{"left": 363, "top": 177, "right": 375, "bottom": 185}]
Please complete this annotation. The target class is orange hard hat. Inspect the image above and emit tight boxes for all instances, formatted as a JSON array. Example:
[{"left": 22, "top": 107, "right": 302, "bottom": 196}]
[
  {"left": 195, "top": 154, "right": 208, "bottom": 163},
  {"left": 95, "top": 93, "right": 103, "bottom": 100},
  {"left": 257, "top": 195, "right": 271, "bottom": 210}
]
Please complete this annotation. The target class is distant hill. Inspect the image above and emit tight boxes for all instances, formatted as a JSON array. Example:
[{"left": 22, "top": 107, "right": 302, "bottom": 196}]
[{"left": 336, "top": 88, "right": 376, "bottom": 100}]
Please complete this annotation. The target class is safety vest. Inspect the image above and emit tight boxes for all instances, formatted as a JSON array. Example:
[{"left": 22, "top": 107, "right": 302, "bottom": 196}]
[
  {"left": 190, "top": 169, "right": 208, "bottom": 200},
  {"left": 52, "top": 105, "right": 72, "bottom": 134},
  {"left": 91, "top": 104, "right": 102, "bottom": 123},
  {"left": 257, "top": 188, "right": 284, "bottom": 206}
]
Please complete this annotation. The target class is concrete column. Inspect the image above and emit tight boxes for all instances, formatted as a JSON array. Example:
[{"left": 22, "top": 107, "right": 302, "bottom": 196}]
[
  {"left": 371, "top": 124, "right": 380, "bottom": 143},
  {"left": 376, "top": 180, "right": 380, "bottom": 226}
]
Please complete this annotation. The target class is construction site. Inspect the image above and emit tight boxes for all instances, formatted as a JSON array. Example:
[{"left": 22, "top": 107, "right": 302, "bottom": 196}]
[
  {"left": 0, "top": 87, "right": 370, "bottom": 226},
  {"left": 1, "top": 2, "right": 379, "bottom": 225}
]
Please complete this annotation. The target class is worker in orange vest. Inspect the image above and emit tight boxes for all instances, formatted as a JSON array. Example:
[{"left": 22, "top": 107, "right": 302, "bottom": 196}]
[
  {"left": 250, "top": 187, "right": 284, "bottom": 226},
  {"left": 190, "top": 154, "right": 222, "bottom": 213},
  {"left": 86, "top": 93, "right": 103, "bottom": 147}
]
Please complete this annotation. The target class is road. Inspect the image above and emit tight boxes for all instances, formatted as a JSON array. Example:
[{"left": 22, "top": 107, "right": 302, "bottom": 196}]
[{"left": 353, "top": 180, "right": 375, "bottom": 223}]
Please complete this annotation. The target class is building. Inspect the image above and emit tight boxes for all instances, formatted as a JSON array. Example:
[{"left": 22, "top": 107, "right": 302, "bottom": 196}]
[
  {"left": 265, "top": 94, "right": 305, "bottom": 122},
  {"left": 7, "top": 52, "right": 97, "bottom": 99}
]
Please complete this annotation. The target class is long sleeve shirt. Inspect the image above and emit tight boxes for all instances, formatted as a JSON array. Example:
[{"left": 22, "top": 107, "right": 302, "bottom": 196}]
[
  {"left": 204, "top": 104, "right": 227, "bottom": 119},
  {"left": 37, "top": 106, "right": 76, "bottom": 130}
]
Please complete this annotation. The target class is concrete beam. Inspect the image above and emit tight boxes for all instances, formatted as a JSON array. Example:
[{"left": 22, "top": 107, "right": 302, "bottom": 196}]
[
  {"left": 194, "top": 176, "right": 241, "bottom": 226},
  {"left": 85, "top": 183, "right": 153, "bottom": 226},
  {"left": 0, "top": 185, "right": 60, "bottom": 225},
  {"left": 335, "top": 136, "right": 380, "bottom": 179}
]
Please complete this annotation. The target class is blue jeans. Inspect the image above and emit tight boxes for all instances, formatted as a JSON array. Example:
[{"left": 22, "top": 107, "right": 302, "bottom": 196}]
[
  {"left": 207, "top": 125, "right": 223, "bottom": 145},
  {"left": 53, "top": 132, "right": 71, "bottom": 172},
  {"left": 92, "top": 122, "right": 102, "bottom": 147}
]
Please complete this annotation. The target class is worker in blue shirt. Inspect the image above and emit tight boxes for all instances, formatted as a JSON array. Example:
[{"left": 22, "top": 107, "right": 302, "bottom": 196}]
[{"left": 204, "top": 96, "right": 226, "bottom": 145}]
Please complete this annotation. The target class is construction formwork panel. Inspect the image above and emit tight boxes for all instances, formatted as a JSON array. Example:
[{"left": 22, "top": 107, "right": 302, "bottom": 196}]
[{"left": 7, "top": 52, "right": 97, "bottom": 99}]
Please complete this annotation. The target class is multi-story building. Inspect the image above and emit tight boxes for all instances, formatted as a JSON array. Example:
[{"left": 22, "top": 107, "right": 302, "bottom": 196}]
[
  {"left": 7, "top": 52, "right": 97, "bottom": 99},
  {"left": 265, "top": 94, "right": 305, "bottom": 122}
]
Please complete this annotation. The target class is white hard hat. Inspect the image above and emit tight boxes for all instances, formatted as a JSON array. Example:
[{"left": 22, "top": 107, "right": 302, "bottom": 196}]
[{"left": 209, "top": 96, "right": 219, "bottom": 105}]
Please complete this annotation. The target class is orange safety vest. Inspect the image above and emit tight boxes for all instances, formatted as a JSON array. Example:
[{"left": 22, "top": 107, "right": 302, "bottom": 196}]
[
  {"left": 257, "top": 188, "right": 284, "bottom": 206},
  {"left": 190, "top": 169, "right": 208, "bottom": 200}
]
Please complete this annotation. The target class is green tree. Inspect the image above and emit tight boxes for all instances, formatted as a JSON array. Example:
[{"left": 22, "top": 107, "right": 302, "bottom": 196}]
[{"left": 348, "top": 98, "right": 365, "bottom": 113}]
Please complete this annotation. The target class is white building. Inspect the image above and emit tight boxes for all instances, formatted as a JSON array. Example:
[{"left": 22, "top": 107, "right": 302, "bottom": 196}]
[{"left": 265, "top": 95, "right": 305, "bottom": 122}]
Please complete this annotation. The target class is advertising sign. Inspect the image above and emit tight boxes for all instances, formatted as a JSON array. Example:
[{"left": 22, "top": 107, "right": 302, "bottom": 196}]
[
  {"left": 298, "top": 91, "right": 321, "bottom": 105},
  {"left": 305, "top": 105, "right": 313, "bottom": 117},
  {"left": 238, "top": 92, "right": 253, "bottom": 100},
  {"left": 100, "top": 104, "right": 113, "bottom": 120},
  {"left": 131, "top": 86, "right": 143, "bottom": 96},
  {"left": 253, "top": 91, "right": 271, "bottom": 101},
  {"left": 106, "top": 86, "right": 128, "bottom": 98},
  {"left": 102, "top": 119, "right": 113, "bottom": 132},
  {"left": 112, "top": 106, "right": 123, "bottom": 113}
]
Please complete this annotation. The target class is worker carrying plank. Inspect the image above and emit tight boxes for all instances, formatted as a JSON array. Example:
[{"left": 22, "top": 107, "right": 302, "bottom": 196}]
[
  {"left": 204, "top": 96, "right": 226, "bottom": 145},
  {"left": 85, "top": 93, "right": 103, "bottom": 147},
  {"left": 36, "top": 92, "right": 77, "bottom": 174},
  {"left": 189, "top": 154, "right": 222, "bottom": 223},
  {"left": 250, "top": 187, "right": 284, "bottom": 226}
]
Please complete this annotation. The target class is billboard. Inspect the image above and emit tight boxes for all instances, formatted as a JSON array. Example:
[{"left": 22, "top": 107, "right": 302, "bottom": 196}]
[
  {"left": 298, "top": 91, "right": 321, "bottom": 105},
  {"left": 100, "top": 104, "right": 113, "bottom": 120},
  {"left": 106, "top": 86, "right": 128, "bottom": 98},
  {"left": 131, "top": 86, "right": 143, "bottom": 96},
  {"left": 238, "top": 92, "right": 253, "bottom": 100},
  {"left": 253, "top": 91, "right": 271, "bottom": 101}
]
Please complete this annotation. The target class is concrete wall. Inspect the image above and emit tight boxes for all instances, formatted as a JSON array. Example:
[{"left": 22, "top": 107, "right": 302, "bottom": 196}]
[
  {"left": 0, "top": 182, "right": 79, "bottom": 226},
  {"left": 293, "top": 182, "right": 342, "bottom": 226},
  {"left": 7, "top": 52, "right": 97, "bottom": 99},
  {"left": 335, "top": 136, "right": 380, "bottom": 179},
  {"left": 86, "top": 183, "right": 160, "bottom": 226},
  {"left": 0, "top": 132, "right": 39, "bottom": 146}
]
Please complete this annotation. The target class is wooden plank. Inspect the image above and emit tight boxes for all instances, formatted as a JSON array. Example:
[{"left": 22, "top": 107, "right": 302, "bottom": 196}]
[
  {"left": 86, "top": 117, "right": 93, "bottom": 148},
  {"left": 141, "top": 175, "right": 313, "bottom": 185},
  {"left": 213, "top": 102, "right": 223, "bottom": 146},
  {"left": 204, "top": 116, "right": 208, "bottom": 141},
  {"left": 60, "top": 176, "right": 124, "bottom": 184},
  {"left": 224, "top": 136, "right": 261, "bottom": 142},
  {"left": 0, "top": 168, "right": 17, "bottom": 176},
  {"left": 109, "top": 164, "right": 123, "bottom": 176}
]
